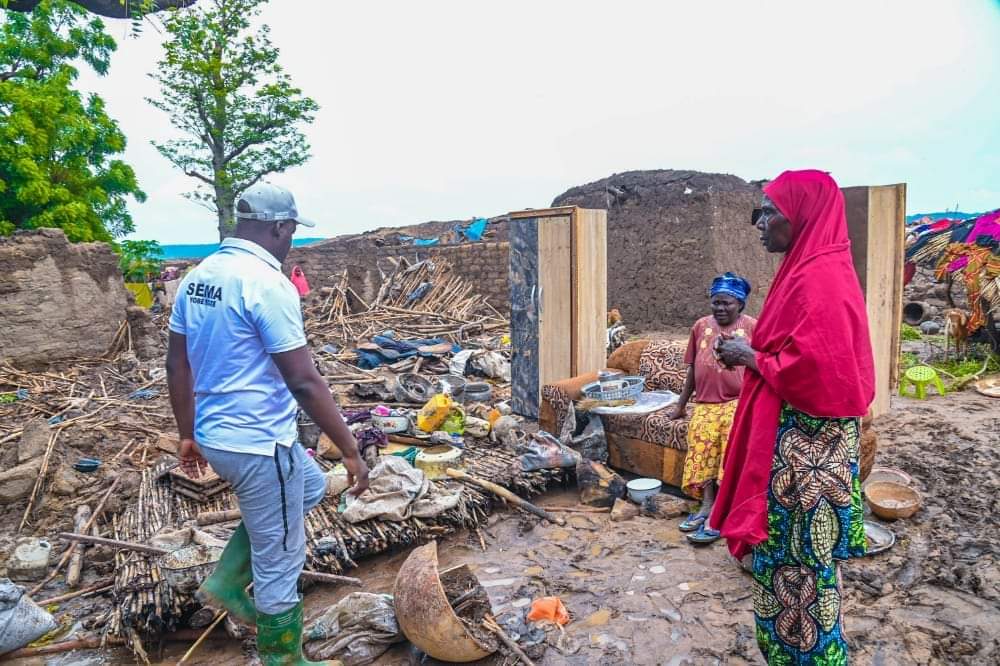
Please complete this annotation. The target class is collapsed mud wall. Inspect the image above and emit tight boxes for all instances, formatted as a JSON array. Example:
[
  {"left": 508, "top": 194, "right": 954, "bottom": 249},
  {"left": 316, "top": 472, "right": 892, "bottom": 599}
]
[
  {"left": 286, "top": 239, "right": 511, "bottom": 310},
  {"left": 552, "top": 170, "right": 780, "bottom": 331},
  {"left": 288, "top": 170, "right": 780, "bottom": 333},
  {"left": 0, "top": 229, "right": 130, "bottom": 367}
]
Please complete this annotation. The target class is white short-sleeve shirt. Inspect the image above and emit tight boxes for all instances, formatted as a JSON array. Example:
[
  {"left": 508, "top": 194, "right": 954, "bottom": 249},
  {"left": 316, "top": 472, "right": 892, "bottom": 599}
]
[{"left": 169, "top": 238, "right": 306, "bottom": 456}]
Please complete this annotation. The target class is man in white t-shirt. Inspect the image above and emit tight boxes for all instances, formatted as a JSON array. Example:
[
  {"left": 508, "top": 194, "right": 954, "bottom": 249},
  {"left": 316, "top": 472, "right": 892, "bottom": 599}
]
[{"left": 166, "top": 183, "right": 368, "bottom": 665}]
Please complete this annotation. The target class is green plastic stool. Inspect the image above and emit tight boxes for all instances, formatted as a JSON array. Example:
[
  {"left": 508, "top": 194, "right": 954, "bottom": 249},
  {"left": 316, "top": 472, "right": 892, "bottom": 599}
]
[{"left": 899, "top": 365, "right": 946, "bottom": 399}]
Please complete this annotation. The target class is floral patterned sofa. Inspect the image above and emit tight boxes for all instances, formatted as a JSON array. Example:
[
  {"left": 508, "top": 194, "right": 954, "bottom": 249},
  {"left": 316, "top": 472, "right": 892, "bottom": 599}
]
[
  {"left": 540, "top": 339, "right": 692, "bottom": 488},
  {"left": 539, "top": 339, "right": 878, "bottom": 491}
]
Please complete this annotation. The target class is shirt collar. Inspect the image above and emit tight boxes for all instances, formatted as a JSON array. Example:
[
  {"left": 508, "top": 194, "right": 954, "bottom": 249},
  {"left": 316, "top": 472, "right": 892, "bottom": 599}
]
[{"left": 219, "top": 238, "right": 282, "bottom": 271}]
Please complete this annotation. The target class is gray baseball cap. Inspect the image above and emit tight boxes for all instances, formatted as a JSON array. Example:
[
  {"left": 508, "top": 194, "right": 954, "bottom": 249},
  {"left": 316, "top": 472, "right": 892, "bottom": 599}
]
[{"left": 235, "top": 182, "right": 315, "bottom": 227}]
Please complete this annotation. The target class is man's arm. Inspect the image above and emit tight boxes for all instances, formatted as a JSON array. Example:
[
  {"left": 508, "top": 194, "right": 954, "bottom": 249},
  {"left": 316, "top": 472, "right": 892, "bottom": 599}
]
[
  {"left": 271, "top": 346, "right": 370, "bottom": 495},
  {"left": 166, "top": 331, "right": 206, "bottom": 476}
]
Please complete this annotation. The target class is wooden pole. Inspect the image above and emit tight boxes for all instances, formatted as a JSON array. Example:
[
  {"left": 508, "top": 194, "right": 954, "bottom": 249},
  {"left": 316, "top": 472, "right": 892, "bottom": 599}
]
[
  {"left": 195, "top": 509, "right": 242, "bottom": 526},
  {"left": 37, "top": 580, "right": 113, "bottom": 606},
  {"left": 445, "top": 468, "right": 565, "bottom": 525},
  {"left": 30, "top": 476, "right": 122, "bottom": 595},
  {"left": 56, "top": 533, "right": 361, "bottom": 586},
  {"left": 176, "top": 611, "right": 227, "bottom": 665},
  {"left": 66, "top": 505, "right": 92, "bottom": 588}
]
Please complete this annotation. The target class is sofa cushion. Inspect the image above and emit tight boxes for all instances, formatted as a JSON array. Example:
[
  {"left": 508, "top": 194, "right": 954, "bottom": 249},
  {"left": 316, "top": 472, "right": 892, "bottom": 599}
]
[
  {"left": 602, "top": 404, "right": 690, "bottom": 451},
  {"left": 638, "top": 340, "right": 687, "bottom": 392}
]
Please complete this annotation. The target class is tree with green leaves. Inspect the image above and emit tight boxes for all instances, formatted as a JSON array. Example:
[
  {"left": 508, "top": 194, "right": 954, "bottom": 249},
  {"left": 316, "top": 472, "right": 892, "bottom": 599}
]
[
  {"left": 118, "top": 238, "right": 163, "bottom": 281},
  {"left": 3, "top": 0, "right": 194, "bottom": 19},
  {"left": 0, "top": 0, "right": 146, "bottom": 242},
  {"left": 148, "top": 0, "right": 318, "bottom": 241}
]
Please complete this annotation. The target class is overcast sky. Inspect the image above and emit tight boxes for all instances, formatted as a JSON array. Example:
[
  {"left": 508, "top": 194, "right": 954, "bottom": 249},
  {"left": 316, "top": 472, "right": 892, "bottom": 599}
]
[{"left": 74, "top": 0, "right": 1000, "bottom": 244}]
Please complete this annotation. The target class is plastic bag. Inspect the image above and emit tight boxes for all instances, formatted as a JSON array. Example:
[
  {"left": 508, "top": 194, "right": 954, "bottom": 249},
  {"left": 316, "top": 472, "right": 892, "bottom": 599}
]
[
  {"left": 440, "top": 407, "right": 466, "bottom": 435},
  {"left": 517, "top": 431, "right": 582, "bottom": 472},
  {"left": 417, "top": 394, "right": 452, "bottom": 432},
  {"left": 559, "top": 402, "right": 608, "bottom": 462},
  {"left": 0, "top": 579, "right": 57, "bottom": 655},
  {"left": 526, "top": 596, "right": 570, "bottom": 625},
  {"left": 304, "top": 592, "right": 402, "bottom": 665}
]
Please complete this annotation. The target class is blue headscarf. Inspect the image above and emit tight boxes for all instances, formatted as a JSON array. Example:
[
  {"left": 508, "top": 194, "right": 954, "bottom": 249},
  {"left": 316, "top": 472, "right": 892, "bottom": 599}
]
[{"left": 710, "top": 272, "right": 751, "bottom": 304}]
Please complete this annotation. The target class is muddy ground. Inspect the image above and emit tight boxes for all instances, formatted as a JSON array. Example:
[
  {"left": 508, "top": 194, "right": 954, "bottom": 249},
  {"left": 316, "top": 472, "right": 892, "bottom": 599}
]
[{"left": 6, "top": 384, "right": 997, "bottom": 666}]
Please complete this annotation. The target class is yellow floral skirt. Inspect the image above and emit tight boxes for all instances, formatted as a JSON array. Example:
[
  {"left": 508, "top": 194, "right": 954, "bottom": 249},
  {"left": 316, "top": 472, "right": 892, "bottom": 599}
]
[{"left": 682, "top": 400, "right": 738, "bottom": 498}]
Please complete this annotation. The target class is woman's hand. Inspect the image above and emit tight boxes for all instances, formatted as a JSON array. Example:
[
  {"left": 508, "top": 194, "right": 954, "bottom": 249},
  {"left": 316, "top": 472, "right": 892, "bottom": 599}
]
[
  {"left": 669, "top": 403, "right": 687, "bottom": 420},
  {"left": 716, "top": 337, "right": 756, "bottom": 369}
]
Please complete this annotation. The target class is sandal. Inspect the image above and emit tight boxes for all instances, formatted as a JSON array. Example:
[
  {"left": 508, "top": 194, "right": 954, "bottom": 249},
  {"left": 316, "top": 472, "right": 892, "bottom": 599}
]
[
  {"left": 686, "top": 524, "right": 721, "bottom": 545},
  {"left": 678, "top": 513, "right": 707, "bottom": 532}
]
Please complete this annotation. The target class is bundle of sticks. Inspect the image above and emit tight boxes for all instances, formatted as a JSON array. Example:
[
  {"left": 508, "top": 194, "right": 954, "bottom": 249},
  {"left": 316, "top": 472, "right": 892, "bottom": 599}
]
[
  {"left": 303, "top": 258, "right": 508, "bottom": 349},
  {"left": 107, "top": 441, "right": 568, "bottom": 656}
]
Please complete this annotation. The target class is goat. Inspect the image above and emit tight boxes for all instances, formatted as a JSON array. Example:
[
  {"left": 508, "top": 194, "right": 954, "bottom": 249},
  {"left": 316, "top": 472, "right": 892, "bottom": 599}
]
[{"left": 943, "top": 308, "right": 970, "bottom": 359}]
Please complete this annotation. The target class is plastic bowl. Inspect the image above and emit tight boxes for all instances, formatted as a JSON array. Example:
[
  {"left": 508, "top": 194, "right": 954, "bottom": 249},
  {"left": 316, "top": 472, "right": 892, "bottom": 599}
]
[
  {"left": 865, "top": 481, "right": 921, "bottom": 520},
  {"left": 626, "top": 477, "right": 662, "bottom": 503}
]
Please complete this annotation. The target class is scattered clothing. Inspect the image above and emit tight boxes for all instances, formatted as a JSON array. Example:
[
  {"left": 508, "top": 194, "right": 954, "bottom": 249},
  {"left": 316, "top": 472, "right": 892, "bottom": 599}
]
[
  {"left": 682, "top": 399, "right": 737, "bottom": 499},
  {"left": 304, "top": 592, "right": 402, "bottom": 665},
  {"left": 339, "top": 456, "right": 462, "bottom": 523},
  {"left": 752, "top": 406, "right": 865, "bottom": 666},
  {"left": 684, "top": 314, "right": 757, "bottom": 404}
]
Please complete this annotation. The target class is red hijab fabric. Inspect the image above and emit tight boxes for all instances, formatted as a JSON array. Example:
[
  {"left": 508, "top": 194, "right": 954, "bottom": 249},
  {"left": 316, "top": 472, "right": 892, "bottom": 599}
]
[{"left": 709, "top": 170, "right": 875, "bottom": 559}]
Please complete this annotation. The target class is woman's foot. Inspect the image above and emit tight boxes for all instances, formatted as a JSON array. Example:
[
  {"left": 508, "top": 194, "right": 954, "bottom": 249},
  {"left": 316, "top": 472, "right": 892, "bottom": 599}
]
[
  {"left": 686, "top": 523, "right": 721, "bottom": 545},
  {"left": 679, "top": 513, "right": 707, "bottom": 532}
]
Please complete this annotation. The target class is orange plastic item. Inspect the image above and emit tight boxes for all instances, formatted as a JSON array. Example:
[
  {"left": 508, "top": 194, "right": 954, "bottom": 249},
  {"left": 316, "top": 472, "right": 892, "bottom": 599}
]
[
  {"left": 486, "top": 408, "right": 502, "bottom": 426},
  {"left": 527, "top": 596, "right": 570, "bottom": 625}
]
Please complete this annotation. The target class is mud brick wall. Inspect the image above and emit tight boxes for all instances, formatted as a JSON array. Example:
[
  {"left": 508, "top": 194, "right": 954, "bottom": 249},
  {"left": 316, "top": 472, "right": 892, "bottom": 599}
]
[
  {"left": 552, "top": 170, "right": 781, "bottom": 332},
  {"left": 286, "top": 239, "right": 511, "bottom": 312},
  {"left": 0, "top": 229, "right": 130, "bottom": 368}
]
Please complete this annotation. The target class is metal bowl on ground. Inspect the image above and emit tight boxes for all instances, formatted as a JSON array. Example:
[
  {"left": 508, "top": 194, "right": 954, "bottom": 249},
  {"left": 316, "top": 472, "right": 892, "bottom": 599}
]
[
  {"left": 159, "top": 544, "right": 223, "bottom": 595},
  {"left": 974, "top": 376, "right": 1000, "bottom": 398},
  {"left": 462, "top": 382, "right": 492, "bottom": 404},
  {"left": 626, "top": 477, "right": 662, "bottom": 503},
  {"left": 864, "top": 520, "right": 896, "bottom": 555},
  {"left": 865, "top": 481, "right": 922, "bottom": 520},
  {"left": 436, "top": 375, "right": 467, "bottom": 401},
  {"left": 863, "top": 467, "right": 913, "bottom": 489},
  {"left": 395, "top": 373, "right": 435, "bottom": 404},
  {"left": 393, "top": 541, "right": 496, "bottom": 662}
]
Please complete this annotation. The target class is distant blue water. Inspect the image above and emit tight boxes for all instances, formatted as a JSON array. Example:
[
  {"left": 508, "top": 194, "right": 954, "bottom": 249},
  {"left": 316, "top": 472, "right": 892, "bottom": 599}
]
[
  {"left": 906, "top": 211, "right": 979, "bottom": 225},
  {"left": 159, "top": 237, "right": 325, "bottom": 260}
]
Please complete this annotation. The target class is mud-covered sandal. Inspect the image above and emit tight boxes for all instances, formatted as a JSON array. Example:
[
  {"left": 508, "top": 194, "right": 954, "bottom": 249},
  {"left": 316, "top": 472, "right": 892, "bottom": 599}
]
[{"left": 678, "top": 513, "right": 707, "bottom": 532}]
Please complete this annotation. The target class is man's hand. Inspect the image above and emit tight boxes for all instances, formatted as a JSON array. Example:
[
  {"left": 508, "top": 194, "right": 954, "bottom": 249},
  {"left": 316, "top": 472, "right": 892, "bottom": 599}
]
[
  {"left": 342, "top": 453, "right": 370, "bottom": 496},
  {"left": 178, "top": 437, "right": 207, "bottom": 478}
]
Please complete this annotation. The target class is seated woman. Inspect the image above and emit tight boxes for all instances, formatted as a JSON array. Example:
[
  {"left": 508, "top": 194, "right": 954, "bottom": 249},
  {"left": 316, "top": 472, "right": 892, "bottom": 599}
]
[{"left": 670, "top": 273, "right": 756, "bottom": 544}]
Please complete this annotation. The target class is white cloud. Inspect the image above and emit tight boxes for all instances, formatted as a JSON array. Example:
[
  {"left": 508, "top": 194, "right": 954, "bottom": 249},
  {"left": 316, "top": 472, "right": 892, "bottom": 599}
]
[{"left": 69, "top": 0, "right": 1000, "bottom": 243}]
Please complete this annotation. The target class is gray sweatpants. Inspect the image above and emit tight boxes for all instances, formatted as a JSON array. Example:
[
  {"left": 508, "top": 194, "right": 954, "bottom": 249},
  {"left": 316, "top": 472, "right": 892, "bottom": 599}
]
[{"left": 200, "top": 443, "right": 326, "bottom": 615}]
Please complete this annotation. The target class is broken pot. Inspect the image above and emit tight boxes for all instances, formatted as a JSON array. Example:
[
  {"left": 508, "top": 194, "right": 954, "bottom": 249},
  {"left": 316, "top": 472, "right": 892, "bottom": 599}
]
[{"left": 393, "top": 541, "right": 496, "bottom": 662}]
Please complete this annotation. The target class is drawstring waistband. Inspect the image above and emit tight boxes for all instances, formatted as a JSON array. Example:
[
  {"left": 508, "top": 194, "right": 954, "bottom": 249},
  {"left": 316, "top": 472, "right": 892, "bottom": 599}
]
[{"left": 273, "top": 446, "right": 293, "bottom": 552}]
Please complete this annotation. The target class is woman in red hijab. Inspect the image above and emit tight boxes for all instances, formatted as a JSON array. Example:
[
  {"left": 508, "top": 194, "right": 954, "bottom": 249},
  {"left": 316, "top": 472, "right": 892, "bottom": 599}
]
[{"left": 714, "top": 170, "right": 874, "bottom": 666}]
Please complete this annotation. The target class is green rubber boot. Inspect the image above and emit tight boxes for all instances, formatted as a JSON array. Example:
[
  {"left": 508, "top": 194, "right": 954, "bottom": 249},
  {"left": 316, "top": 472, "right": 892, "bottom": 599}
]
[
  {"left": 195, "top": 521, "right": 256, "bottom": 627},
  {"left": 256, "top": 600, "right": 333, "bottom": 665}
]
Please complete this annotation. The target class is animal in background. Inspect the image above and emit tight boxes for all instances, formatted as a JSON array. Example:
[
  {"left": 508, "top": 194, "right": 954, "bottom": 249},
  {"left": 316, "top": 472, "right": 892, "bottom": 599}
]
[
  {"left": 943, "top": 308, "right": 970, "bottom": 359},
  {"left": 607, "top": 308, "right": 623, "bottom": 326}
]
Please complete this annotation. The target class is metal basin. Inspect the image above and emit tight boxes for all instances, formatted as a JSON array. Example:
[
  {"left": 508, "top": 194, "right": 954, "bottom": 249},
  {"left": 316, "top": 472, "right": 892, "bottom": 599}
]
[{"left": 393, "top": 541, "right": 495, "bottom": 662}]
